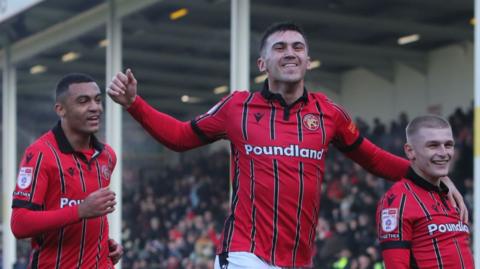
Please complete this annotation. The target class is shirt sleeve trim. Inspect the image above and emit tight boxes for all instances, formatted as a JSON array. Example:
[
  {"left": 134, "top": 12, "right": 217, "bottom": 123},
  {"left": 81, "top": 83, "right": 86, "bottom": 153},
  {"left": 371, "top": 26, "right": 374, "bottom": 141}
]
[
  {"left": 381, "top": 241, "right": 412, "bottom": 250},
  {"left": 12, "top": 199, "right": 42, "bottom": 210},
  {"left": 337, "top": 135, "right": 363, "bottom": 153},
  {"left": 190, "top": 120, "right": 215, "bottom": 144}
]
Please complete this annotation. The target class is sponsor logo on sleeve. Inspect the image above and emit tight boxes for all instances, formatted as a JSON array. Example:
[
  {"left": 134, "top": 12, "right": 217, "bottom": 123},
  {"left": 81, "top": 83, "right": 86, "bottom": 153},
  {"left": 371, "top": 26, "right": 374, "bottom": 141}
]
[
  {"left": 17, "top": 167, "right": 33, "bottom": 189},
  {"left": 381, "top": 208, "right": 398, "bottom": 232}
]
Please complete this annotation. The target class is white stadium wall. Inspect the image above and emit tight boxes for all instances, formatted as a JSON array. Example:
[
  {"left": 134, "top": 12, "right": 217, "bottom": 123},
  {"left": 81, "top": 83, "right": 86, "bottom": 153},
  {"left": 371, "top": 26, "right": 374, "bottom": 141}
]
[{"left": 339, "top": 42, "right": 473, "bottom": 125}]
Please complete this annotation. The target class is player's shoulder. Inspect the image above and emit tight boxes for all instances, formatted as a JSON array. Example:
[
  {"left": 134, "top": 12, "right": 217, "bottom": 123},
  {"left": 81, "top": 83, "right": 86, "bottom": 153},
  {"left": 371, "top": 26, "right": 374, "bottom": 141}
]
[
  {"left": 19, "top": 131, "right": 58, "bottom": 168},
  {"left": 229, "top": 90, "right": 256, "bottom": 100},
  {"left": 309, "top": 91, "right": 345, "bottom": 110},
  {"left": 102, "top": 143, "right": 116, "bottom": 156},
  {"left": 308, "top": 91, "right": 329, "bottom": 102},
  {"left": 384, "top": 178, "right": 411, "bottom": 195},
  {"left": 25, "top": 131, "right": 55, "bottom": 154},
  {"left": 379, "top": 178, "right": 416, "bottom": 208}
]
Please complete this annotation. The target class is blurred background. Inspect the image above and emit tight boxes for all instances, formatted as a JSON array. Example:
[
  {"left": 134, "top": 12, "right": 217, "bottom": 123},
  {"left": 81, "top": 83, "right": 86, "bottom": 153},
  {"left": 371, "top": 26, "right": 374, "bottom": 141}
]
[{"left": 0, "top": 0, "right": 474, "bottom": 268}]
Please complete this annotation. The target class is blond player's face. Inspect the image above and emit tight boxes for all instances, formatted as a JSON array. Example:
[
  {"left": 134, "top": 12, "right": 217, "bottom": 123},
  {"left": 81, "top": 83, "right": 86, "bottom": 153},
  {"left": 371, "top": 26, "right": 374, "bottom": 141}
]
[{"left": 406, "top": 127, "right": 454, "bottom": 182}]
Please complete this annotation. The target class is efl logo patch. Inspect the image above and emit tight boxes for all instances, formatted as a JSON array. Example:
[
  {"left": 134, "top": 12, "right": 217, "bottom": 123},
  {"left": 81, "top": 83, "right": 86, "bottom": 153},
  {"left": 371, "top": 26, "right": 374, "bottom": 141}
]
[
  {"left": 381, "top": 208, "right": 398, "bottom": 232},
  {"left": 101, "top": 165, "right": 111, "bottom": 180},
  {"left": 303, "top": 114, "right": 320, "bottom": 131},
  {"left": 17, "top": 167, "right": 33, "bottom": 189}
]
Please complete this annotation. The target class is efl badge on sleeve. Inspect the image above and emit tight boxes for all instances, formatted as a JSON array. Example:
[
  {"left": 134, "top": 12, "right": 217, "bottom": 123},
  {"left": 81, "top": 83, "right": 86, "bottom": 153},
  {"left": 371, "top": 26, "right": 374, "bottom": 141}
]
[
  {"left": 17, "top": 167, "right": 33, "bottom": 189},
  {"left": 303, "top": 114, "right": 320, "bottom": 131},
  {"left": 381, "top": 208, "right": 398, "bottom": 232}
]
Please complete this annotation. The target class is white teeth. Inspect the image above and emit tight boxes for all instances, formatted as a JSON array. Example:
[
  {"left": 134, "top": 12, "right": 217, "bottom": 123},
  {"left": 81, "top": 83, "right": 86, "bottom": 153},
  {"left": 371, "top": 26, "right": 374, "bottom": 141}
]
[{"left": 284, "top": 63, "right": 297, "bottom": 67}]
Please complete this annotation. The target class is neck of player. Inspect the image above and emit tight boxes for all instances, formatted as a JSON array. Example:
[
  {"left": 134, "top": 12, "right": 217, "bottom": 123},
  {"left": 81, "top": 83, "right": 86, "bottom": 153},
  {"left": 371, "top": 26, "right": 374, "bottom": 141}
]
[
  {"left": 410, "top": 164, "right": 441, "bottom": 187},
  {"left": 269, "top": 79, "right": 304, "bottom": 105},
  {"left": 61, "top": 121, "right": 92, "bottom": 151}
]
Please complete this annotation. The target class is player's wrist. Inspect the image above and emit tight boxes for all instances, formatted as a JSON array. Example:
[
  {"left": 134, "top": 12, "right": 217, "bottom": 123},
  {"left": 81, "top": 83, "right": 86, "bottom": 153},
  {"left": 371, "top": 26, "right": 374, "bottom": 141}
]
[
  {"left": 125, "top": 95, "right": 137, "bottom": 109},
  {"left": 77, "top": 204, "right": 87, "bottom": 219}
]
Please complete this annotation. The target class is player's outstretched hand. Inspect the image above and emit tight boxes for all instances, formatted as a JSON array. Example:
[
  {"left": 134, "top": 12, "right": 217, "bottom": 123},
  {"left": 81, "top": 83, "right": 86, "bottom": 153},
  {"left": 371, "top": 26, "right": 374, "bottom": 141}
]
[
  {"left": 78, "top": 188, "right": 116, "bottom": 219},
  {"left": 107, "top": 68, "right": 137, "bottom": 108},
  {"left": 441, "top": 176, "right": 468, "bottom": 224}
]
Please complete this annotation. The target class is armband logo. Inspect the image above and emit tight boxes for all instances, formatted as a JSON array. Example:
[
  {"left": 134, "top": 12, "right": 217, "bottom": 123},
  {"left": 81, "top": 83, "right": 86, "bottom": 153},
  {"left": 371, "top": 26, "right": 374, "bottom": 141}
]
[
  {"left": 381, "top": 208, "right": 398, "bottom": 232},
  {"left": 17, "top": 167, "right": 33, "bottom": 189}
]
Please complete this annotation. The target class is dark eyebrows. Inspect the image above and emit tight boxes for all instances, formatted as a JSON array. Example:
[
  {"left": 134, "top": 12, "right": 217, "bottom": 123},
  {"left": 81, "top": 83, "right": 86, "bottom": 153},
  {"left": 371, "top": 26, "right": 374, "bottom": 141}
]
[
  {"left": 293, "top": 41, "right": 306, "bottom": 47},
  {"left": 75, "top": 93, "right": 102, "bottom": 101},
  {"left": 272, "top": 41, "right": 286, "bottom": 48}
]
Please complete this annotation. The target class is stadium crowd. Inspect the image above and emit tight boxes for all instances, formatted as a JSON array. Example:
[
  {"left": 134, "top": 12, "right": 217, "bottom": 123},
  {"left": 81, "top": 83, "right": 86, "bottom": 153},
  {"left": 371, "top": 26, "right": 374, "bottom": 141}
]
[{"left": 119, "top": 106, "right": 473, "bottom": 269}]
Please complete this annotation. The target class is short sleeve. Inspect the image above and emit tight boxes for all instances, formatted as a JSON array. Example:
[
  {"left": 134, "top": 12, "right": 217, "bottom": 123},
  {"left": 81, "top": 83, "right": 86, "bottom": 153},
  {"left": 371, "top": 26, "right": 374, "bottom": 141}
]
[
  {"left": 190, "top": 92, "right": 237, "bottom": 143},
  {"left": 12, "top": 147, "right": 50, "bottom": 210}
]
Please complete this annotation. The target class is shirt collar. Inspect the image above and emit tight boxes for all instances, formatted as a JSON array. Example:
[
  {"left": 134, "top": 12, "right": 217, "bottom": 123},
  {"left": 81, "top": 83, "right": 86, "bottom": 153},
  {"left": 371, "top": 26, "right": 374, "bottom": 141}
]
[
  {"left": 406, "top": 167, "right": 449, "bottom": 194},
  {"left": 260, "top": 79, "right": 309, "bottom": 107},
  {"left": 52, "top": 121, "right": 104, "bottom": 154}
]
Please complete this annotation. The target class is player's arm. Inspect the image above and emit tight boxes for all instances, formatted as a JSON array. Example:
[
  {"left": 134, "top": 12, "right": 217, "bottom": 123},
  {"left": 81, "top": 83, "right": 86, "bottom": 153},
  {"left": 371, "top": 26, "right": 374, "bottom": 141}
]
[
  {"left": 127, "top": 96, "right": 203, "bottom": 151},
  {"left": 381, "top": 248, "right": 410, "bottom": 269},
  {"left": 108, "top": 69, "right": 202, "bottom": 151},
  {"left": 331, "top": 105, "right": 409, "bottom": 181},
  {"left": 11, "top": 206, "right": 79, "bottom": 239},
  {"left": 341, "top": 137, "right": 409, "bottom": 181},
  {"left": 12, "top": 188, "right": 116, "bottom": 238}
]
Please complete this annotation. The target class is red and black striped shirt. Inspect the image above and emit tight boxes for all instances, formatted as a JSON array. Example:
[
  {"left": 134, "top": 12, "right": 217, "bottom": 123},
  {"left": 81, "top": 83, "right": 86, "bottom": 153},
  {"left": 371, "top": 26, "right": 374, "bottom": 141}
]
[
  {"left": 11, "top": 122, "right": 116, "bottom": 269},
  {"left": 127, "top": 82, "right": 410, "bottom": 267},
  {"left": 377, "top": 168, "right": 474, "bottom": 269}
]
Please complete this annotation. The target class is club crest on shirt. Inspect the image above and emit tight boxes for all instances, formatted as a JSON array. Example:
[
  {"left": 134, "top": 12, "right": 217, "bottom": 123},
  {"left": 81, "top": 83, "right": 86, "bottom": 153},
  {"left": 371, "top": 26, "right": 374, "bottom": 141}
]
[
  {"left": 381, "top": 208, "right": 398, "bottom": 232},
  {"left": 303, "top": 113, "right": 320, "bottom": 131},
  {"left": 17, "top": 167, "right": 33, "bottom": 189},
  {"left": 101, "top": 165, "right": 111, "bottom": 180}
]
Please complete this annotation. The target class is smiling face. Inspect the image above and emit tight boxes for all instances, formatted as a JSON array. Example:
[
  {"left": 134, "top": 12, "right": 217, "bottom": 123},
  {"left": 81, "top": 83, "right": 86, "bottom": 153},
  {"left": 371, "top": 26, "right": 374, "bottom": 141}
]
[
  {"left": 257, "top": 30, "right": 310, "bottom": 84},
  {"left": 55, "top": 82, "right": 103, "bottom": 136},
  {"left": 405, "top": 127, "right": 454, "bottom": 183}
]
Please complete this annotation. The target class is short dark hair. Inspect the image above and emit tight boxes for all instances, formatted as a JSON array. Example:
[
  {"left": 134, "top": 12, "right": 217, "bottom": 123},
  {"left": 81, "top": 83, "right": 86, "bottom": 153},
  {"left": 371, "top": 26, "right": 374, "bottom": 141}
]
[
  {"left": 406, "top": 115, "right": 451, "bottom": 141},
  {"left": 259, "top": 22, "right": 308, "bottom": 55},
  {"left": 55, "top": 73, "right": 95, "bottom": 101}
]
